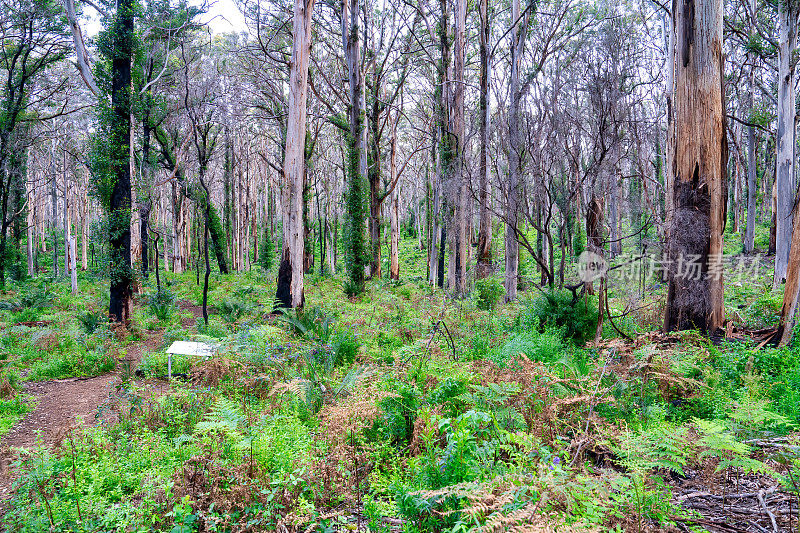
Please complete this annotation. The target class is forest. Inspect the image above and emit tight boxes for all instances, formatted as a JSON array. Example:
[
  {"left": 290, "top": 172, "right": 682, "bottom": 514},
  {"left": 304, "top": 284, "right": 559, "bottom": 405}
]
[{"left": 2, "top": 0, "right": 800, "bottom": 530}]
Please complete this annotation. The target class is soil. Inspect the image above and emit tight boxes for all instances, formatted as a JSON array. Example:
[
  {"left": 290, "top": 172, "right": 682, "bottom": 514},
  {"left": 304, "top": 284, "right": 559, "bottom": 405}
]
[{"left": 0, "top": 329, "right": 164, "bottom": 504}]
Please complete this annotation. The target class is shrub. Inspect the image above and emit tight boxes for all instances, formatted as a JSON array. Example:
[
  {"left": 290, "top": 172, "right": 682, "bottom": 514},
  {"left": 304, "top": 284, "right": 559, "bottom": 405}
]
[
  {"left": 12, "top": 308, "right": 39, "bottom": 324},
  {"left": 519, "top": 290, "right": 598, "bottom": 344},
  {"left": 378, "top": 382, "right": 420, "bottom": 445},
  {"left": 331, "top": 329, "right": 359, "bottom": 367},
  {"left": 474, "top": 277, "right": 504, "bottom": 311},
  {"left": 490, "top": 328, "right": 564, "bottom": 367},
  {"left": 77, "top": 309, "right": 107, "bottom": 334},
  {"left": 148, "top": 287, "right": 175, "bottom": 321},
  {"left": 217, "top": 298, "right": 251, "bottom": 325}
]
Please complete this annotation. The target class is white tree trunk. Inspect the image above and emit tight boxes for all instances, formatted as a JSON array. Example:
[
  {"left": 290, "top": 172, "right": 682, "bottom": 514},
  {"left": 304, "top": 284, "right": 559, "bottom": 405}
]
[
  {"left": 281, "top": 0, "right": 315, "bottom": 308},
  {"left": 775, "top": 3, "right": 799, "bottom": 285},
  {"left": 69, "top": 236, "right": 78, "bottom": 294}
]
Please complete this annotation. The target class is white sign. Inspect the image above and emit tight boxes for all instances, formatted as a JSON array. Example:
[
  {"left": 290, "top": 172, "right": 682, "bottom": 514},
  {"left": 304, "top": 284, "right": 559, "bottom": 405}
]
[{"left": 165, "top": 341, "right": 216, "bottom": 379}]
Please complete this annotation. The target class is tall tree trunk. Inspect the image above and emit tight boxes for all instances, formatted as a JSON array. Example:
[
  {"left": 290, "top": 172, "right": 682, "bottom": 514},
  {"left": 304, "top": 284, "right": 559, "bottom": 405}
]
[
  {"left": 342, "top": 0, "right": 368, "bottom": 290},
  {"left": 664, "top": 11, "right": 676, "bottom": 242},
  {"left": 26, "top": 191, "right": 34, "bottom": 276},
  {"left": 476, "top": 0, "right": 492, "bottom": 279},
  {"left": 63, "top": 150, "right": 70, "bottom": 279},
  {"left": 450, "top": 0, "right": 468, "bottom": 295},
  {"left": 744, "top": 0, "right": 757, "bottom": 255},
  {"left": 389, "top": 119, "right": 400, "bottom": 280},
  {"left": 108, "top": 0, "right": 134, "bottom": 323},
  {"left": 505, "top": 0, "right": 530, "bottom": 301},
  {"left": 775, "top": 0, "right": 799, "bottom": 285},
  {"left": 275, "top": 0, "right": 314, "bottom": 309},
  {"left": 663, "top": 0, "right": 727, "bottom": 333},
  {"left": 51, "top": 169, "right": 58, "bottom": 277},
  {"left": 770, "top": 182, "right": 777, "bottom": 255},
  {"left": 81, "top": 189, "right": 88, "bottom": 270}
]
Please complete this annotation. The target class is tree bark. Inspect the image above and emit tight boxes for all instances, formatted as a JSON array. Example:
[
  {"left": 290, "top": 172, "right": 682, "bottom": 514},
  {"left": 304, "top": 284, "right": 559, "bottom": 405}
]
[
  {"left": 779, "top": 196, "right": 800, "bottom": 346},
  {"left": 504, "top": 0, "right": 529, "bottom": 301},
  {"left": 476, "top": 0, "right": 492, "bottom": 279},
  {"left": 389, "top": 117, "right": 400, "bottom": 280},
  {"left": 744, "top": 9, "right": 756, "bottom": 255},
  {"left": 663, "top": 0, "right": 727, "bottom": 334},
  {"left": 450, "top": 0, "right": 468, "bottom": 296},
  {"left": 774, "top": 0, "right": 799, "bottom": 285},
  {"left": 108, "top": 0, "right": 134, "bottom": 324},
  {"left": 275, "top": 0, "right": 314, "bottom": 309}
]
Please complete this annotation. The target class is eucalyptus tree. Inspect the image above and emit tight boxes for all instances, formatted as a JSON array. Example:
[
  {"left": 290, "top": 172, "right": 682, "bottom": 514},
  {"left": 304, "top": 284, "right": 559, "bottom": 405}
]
[
  {"left": 275, "top": 0, "right": 315, "bottom": 309},
  {"left": 663, "top": 0, "right": 726, "bottom": 333},
  {"left": 774, "top": 0, "right": 799, "bottom": 286}
]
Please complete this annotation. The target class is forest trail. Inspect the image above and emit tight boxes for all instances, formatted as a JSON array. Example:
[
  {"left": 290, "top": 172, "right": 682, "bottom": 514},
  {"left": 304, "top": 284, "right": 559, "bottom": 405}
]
[{"left": 0, "top": 330, "right": 163, "bottom": 503}]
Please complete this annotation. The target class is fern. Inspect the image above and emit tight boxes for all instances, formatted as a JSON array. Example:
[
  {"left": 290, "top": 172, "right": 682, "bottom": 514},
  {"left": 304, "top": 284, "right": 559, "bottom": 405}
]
[
  {"left": 195, "top": 397, "right": 245, "bottom": 438},
  {"left": 694, "top": 418, "right": 775, "bottom": 476},
  {"left": 606, "top": 422, "right": 692, "bottom": 476}
]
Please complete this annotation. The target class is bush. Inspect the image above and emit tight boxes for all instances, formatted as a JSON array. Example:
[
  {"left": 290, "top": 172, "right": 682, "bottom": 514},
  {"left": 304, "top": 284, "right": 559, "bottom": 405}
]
[
  {"left": 474, "top": 277, "right": 504, "bottom": 311},
  {"left": 519, "top": 290, "right": 598, "bottom": 344},
  {"left": 490, "top": 328, "right": 565, "bottom": 367},
  {"left": 77, "top": 309, "right": 107, "bottom": 334},
  {"left": 148, "top": 287, "right": 175, "bottom": 321},
  {"left": 217, "top": 298, "right": 251, "bottom": 325},
  {"left": 331, "top": 329, "right": 359, "bottom": 367},
  {"left": 12, "top": 308, "right": 39, "bottom": 324}
]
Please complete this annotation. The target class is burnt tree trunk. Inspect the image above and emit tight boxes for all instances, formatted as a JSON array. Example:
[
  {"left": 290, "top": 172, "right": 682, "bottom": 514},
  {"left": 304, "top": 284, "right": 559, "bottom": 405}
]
[
  {"left": 275, "top": 0, "right": 314, "bottom": 309},
  {"left": 664, "top": 0, "right": 727, "bottom": 334}
]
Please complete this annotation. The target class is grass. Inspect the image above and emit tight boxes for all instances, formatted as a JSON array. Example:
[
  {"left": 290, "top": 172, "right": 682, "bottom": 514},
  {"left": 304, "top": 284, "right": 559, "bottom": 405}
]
[{"left": 0, "top": 395, "right": 32, "bottom": 437}]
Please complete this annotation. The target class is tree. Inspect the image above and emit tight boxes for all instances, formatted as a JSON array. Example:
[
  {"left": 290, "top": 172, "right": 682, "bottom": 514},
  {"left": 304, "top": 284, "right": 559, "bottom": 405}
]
[
  {"left": 743, "top": 0, "right": 757, "bottom": 254},
  {"left": 475, "top": 0, "right": 492, "bottom": 279},
  {"left": 503, "top": 0, "right": 534, "bottom": 301},
  {"left": 774, "top": 0, "right": 799, "bottom": 285},
  {"left": 275, "top": 0, "right": 315, "bottom": 309},
  {"left": 663, "top": 0, "right": 727, "bottom": 333},
  {"left": 109, "top": 0, "right": 134, "bottom": 323}
]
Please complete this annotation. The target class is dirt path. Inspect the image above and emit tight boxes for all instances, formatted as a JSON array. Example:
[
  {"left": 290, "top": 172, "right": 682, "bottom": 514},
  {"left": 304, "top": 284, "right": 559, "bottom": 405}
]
[{"left": 0, "top": 330, "right": 163, "bottom": 502}]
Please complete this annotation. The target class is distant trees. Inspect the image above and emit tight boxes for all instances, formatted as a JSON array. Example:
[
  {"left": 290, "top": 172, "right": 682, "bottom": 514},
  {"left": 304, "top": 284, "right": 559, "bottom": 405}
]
[
  {"left": 10, "top": 0, "right": 800, "bottom": 342},
  {"left": 0, "top": 0, "right": 69, "bottom": 287}
]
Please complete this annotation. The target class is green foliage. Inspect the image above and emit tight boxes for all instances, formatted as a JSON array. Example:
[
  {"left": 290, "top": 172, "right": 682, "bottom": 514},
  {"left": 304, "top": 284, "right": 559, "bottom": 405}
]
[
  {"left": 473, "top": 277, "right": 504, "bottom": 310},
  {"left": 137, "top": 350, "right": 192, "bottom": 378},
  {"left": 216, "top": 298, "right": 251, "bottom": 325},
  {"left": 11, "top": 308, "right": 39, "bottom": 324},
  {"left": 0, "top": 394, "right": 30, "bottom": 437},
  {"left": 26, "top": 345, "right": 115, "bottom": 382},
  {"left": 148, "top": 286, "right": 175, "bottom": 321},
  {"left": 77, "top": 309, "right": 107, "bottom": 334},
  {"left": 378, "top": 381, "right": 420, "bottom": 445},
  {"left": 278, "top": 306, "right": 333, "bottom": 342},
  {"left": 489, "top": 327, "right": 565, "bottom": 367},
  {"left": 331, "top": 328, "right": 359, "bottom": 367},
  {"left": 519, "top": 290, "right": 598, "bottom": 344},
  {"left": 258, "top": 228, "right": 275, "bottom": 271}
]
